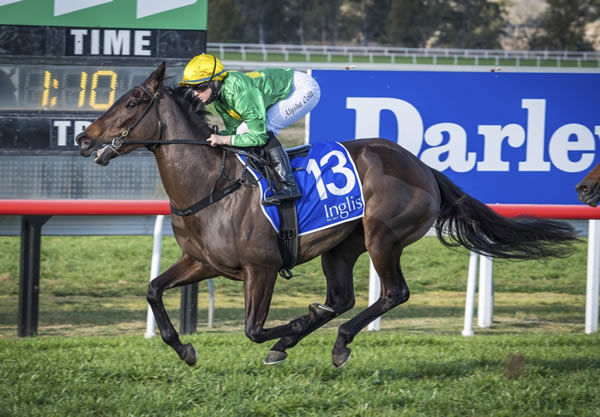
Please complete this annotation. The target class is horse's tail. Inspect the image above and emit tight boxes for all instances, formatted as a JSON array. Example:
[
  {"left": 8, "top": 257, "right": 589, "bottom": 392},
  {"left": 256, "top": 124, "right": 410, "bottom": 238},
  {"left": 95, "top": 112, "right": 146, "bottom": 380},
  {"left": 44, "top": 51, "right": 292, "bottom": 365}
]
[{"left": 431, "top": 169, "right": 578, "bottom": 260}]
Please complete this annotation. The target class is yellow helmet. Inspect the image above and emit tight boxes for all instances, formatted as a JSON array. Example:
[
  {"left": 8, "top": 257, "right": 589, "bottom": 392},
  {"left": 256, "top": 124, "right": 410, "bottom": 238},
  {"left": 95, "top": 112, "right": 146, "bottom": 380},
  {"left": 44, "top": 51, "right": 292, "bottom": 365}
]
[{"left": 179, "top": 54, "right": 227, "bottom": 87}]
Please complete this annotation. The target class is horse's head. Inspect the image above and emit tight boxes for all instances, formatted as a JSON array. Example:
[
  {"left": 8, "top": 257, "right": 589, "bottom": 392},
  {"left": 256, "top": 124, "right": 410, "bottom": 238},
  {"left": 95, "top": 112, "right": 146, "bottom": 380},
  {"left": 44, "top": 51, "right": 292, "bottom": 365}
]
[
  {"left": 76, "top": 62, "right": 166, "bottom": 166},
  {"left": 576, "top": 162, "right": 600, "bottom": 207}
]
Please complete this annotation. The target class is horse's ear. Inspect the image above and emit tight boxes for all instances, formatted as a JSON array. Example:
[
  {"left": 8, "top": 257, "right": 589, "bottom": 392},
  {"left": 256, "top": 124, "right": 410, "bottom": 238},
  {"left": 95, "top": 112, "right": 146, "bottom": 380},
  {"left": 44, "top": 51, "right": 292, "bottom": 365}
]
[
  {"left": 144, "top": 61, "right": 166, "bottom": 92},
  {"left": 156, "top": 61, "right": 166, "bottom": 81}
]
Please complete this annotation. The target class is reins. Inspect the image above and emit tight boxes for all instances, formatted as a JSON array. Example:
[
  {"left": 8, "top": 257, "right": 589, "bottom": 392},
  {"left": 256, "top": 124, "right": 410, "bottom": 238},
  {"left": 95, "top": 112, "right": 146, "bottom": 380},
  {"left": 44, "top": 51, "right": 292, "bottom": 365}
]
[{"left": 107, "top": 84, "right": 268, "bottom": 216}]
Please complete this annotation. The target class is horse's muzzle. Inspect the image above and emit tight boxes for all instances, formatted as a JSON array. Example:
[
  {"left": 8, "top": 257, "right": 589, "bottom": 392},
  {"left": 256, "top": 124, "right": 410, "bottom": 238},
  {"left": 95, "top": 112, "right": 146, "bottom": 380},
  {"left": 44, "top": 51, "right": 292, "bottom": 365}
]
[{"left": 76, "top": 132, "right": 98, "bottom": 157}]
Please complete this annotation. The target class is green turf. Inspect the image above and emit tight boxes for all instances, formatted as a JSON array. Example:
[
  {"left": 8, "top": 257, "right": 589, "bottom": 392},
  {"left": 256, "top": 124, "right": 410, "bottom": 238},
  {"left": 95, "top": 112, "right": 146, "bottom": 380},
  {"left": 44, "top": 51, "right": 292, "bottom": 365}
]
[
  {"left": 0, "top": 234, "right": 597, "bottom": 415},
  {"left": 0, "top": 236, "right": 589, "bottom": 299},
  {"left": 1, "top": 332, "right": 598, "bottom": 417}
]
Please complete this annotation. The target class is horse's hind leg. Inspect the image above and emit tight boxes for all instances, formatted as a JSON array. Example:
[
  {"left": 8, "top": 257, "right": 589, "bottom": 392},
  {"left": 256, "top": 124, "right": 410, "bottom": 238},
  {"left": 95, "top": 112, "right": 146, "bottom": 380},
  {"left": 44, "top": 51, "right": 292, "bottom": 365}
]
[
  {"left": 332, "top": 241, "right": 409, "bottom": 367},
  {"left": 265, "top": 229, "right": 365, "bottom": 364},
  {"left": 146, "top": 254, "right": 218, "bottom": 366}
]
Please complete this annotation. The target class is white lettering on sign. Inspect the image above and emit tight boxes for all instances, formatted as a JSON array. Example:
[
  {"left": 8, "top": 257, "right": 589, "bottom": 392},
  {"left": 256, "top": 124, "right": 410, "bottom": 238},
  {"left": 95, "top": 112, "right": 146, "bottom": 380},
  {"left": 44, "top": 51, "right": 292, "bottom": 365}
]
[
  {"left": 53, "top": 120, "right": 91, "bottom": 146},
  {"left": 519, "top": 99, "right": 550, "bottom": 171},
  {"left": 347, "top": 97, "right": 599, "bottom": 173},
  {"left": 70, "top": 29, "right": 87, "bottom": 55},
  {"left": 91, "top": 30, "right": 100, "bottom": 55},
  {"left": 104, "top": 30, "right": 130, "bottom": 55},
  {"left": 69, "top": 29, "right": 152, "bottom": 56},
  {"left": 421, "top": 122, "right": 475, "bottom": 172},
  {"left": 549, "top": 124, "right": 596, "bottom": 172},
  {"left": 346, "top": 97, "right": 423, "bottom": 156},
  {"left": 476, "top": 124, "right": 525, "bottom": 171},
  {"left": 134, "top": 31, "right": 152, "bottom": 56},
  {"left": 53, "top": 121, "right": 71, "bottom": 146}
]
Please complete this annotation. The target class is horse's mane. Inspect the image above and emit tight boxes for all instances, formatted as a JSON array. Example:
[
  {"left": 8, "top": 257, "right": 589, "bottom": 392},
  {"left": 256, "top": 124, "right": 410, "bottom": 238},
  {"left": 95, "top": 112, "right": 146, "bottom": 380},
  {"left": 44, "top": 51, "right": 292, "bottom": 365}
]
[{"left": 164, "top": 84, "right": 212, "bottom": 130}]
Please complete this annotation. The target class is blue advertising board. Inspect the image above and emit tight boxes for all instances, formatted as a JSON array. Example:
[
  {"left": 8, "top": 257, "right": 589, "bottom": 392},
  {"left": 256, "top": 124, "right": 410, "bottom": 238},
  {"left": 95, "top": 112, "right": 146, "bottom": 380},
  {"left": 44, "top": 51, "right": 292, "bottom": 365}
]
[{"left": 308, "top": 70, "right": 600, "bottom": 205}]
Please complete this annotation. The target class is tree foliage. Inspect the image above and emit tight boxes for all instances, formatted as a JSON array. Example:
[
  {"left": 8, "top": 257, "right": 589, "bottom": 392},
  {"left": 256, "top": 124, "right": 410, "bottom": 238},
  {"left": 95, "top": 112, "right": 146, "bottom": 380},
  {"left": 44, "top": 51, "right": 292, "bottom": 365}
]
[
  {"left": 529, "top": 0, "right": 599, "bottom": 51},
  {"left": 385, "top": 0, "right": 448, "bottom": 48},
  {"left": 207, "top": 0, "right": 600, "bottom": 51},
  {"left": 436, "top": 0, "right": 507, "bottom": 49},
  {"left": 207, "top": 0, "right": 246, "bottom": 43}
]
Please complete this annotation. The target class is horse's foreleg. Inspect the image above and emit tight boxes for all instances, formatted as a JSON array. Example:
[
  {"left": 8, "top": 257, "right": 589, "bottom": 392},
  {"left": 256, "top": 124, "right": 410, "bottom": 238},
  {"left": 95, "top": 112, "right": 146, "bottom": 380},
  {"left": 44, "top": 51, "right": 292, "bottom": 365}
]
[
  {"left": 146, "top": 254, "right": 218, "bottom": 366},
  {"left": 265, "top": 231, "right": 365, "bottom": 365},
  {"left": 241, "top": 265, "right": 282, "bottom": 343},
  {"left": 331, "top": 246, "right": 409, "bottom": 368},
  {"left": 242, "top": 264, "right": 320, "bottom": 345}
]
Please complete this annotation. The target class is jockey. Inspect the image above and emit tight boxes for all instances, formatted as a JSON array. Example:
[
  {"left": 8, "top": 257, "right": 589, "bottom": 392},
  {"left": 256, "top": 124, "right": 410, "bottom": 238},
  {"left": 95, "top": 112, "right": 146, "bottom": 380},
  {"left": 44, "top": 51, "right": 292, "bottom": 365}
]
[{"left": 179, "top": 54, "right": 321, "bottom": 205}]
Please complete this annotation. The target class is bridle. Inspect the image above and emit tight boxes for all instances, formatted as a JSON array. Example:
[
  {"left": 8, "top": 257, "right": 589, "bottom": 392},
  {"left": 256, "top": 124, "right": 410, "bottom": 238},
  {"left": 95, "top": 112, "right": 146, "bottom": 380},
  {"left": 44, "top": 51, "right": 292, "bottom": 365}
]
[
  {"left": 82, "top": 82, "right": 269, "bottom": 216},
  {"left": 105, "top": 84, "right": 222, "bottom": 153},
  {"left": 107, "top": 84, "right": 165, "bottom": 154}
]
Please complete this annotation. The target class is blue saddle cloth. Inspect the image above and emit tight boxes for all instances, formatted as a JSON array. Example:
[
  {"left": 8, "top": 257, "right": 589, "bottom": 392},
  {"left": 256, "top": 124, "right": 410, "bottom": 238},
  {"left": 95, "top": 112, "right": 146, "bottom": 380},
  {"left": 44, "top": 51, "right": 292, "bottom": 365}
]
[{"left": 237, "top": 141, "right": 365, "bottom": 235}]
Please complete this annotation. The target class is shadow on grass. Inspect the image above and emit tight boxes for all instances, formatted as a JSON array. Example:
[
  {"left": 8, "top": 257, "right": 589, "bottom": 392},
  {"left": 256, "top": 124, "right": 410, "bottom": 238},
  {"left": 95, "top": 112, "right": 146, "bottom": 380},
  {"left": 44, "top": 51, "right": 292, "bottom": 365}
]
[{"left": 319, "top": 356, "right": 600, "bottom": 382}]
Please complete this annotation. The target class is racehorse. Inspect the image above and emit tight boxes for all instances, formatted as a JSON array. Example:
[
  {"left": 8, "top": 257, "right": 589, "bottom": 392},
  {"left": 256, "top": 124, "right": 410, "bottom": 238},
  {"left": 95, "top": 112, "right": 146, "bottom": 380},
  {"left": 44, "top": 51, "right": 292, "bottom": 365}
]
[
  {"left": 76, "top": 63, "right": 577, "bottom": 368},
  {"left": 576, "top": 162, "right": 600, "bottom": 207}
]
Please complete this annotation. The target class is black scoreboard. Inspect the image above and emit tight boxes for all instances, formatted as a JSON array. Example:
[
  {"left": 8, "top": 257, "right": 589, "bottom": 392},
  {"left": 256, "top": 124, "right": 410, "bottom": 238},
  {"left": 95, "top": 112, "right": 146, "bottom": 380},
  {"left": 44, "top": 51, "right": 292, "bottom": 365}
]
[
  {"left": 0, "top": 25, "right": 206, "bottom": 153},
  {"left": 0, "top": 24, "right": 205, "bottom": 199}
]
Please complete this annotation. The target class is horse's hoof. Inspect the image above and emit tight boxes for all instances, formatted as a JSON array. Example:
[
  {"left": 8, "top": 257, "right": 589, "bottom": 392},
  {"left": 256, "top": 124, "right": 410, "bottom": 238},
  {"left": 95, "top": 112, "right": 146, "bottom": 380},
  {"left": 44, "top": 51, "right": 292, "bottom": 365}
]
[
  {"left": 264, "top": 350, "right": 287, "bottom": 365},
  {"left": 181, "top": 343, "right": 198, "bottom": 366},
  {"left": 311, "top": 302, "right": 334, "bottom": 313},
  {"left": 332, "top": 347, "right": 351, "bottom": 368}
]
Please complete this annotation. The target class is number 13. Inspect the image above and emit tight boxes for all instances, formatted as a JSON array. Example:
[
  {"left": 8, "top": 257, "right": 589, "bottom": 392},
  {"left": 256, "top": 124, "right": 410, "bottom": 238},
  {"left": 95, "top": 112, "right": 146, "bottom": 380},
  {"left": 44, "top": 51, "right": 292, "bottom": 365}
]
[{"left": 306, "top": 149, "right": 356, "bottom": 201}]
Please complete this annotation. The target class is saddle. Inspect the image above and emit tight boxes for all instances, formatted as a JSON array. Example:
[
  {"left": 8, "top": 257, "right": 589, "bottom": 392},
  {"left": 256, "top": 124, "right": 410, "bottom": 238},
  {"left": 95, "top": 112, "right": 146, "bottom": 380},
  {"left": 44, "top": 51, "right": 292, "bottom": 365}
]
[{"left": 170, "top": 143, "right": 312, "bottom": 279}]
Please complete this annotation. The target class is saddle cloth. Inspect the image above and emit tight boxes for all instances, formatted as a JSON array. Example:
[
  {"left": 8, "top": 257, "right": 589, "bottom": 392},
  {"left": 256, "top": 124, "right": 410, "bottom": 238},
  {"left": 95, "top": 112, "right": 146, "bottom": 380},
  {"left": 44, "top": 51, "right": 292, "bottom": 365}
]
[{"left": 237, "top": 141, "right": 365, "bottom": 235}]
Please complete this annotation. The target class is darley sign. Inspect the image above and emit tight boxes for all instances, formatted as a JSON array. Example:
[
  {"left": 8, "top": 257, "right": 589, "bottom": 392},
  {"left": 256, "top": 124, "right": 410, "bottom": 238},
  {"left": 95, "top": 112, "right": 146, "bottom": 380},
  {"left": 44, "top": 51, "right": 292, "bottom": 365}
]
[{"left": 308, "top": 70, "right": 600, "bottom": 205}]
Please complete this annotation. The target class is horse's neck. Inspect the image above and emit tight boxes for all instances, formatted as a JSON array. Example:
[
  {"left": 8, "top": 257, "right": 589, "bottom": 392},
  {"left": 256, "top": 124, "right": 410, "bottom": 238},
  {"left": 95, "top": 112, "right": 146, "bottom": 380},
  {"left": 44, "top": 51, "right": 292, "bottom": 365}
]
[{"left": 153, "top": 104, "right": 237, "bottom": 210}]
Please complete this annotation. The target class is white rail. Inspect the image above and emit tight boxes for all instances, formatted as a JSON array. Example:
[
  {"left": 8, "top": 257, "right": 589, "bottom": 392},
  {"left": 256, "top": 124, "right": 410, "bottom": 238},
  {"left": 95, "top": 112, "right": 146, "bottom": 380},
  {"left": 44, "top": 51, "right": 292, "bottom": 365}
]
[{"left": 208, "top": 42, "right": 600, "bottom": 68}]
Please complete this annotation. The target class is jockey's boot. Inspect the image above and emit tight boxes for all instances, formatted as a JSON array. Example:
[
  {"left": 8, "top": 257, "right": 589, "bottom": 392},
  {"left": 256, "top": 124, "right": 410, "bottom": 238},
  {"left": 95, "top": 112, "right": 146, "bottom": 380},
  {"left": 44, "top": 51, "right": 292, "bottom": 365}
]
[{"left": 263, "top": 144, "right": 301, "bottom": 205}]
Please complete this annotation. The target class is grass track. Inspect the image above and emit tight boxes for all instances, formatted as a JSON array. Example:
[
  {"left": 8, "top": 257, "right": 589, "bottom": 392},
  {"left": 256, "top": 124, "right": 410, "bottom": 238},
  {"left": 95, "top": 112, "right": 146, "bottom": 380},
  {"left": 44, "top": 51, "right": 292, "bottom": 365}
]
[
  {"left": 1, "top": 332, "right": 599, "bottom": 417},
  {"left": 0, "top": 236, "right": 598, "bottom": 415}
]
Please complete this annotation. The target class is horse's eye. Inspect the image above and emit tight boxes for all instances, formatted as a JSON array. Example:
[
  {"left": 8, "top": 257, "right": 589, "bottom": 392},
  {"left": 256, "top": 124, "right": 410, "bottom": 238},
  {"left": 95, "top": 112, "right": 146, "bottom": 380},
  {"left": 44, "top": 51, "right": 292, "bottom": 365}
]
[{"left": 126, "top": 102, "right": 136, "bottom": 109}]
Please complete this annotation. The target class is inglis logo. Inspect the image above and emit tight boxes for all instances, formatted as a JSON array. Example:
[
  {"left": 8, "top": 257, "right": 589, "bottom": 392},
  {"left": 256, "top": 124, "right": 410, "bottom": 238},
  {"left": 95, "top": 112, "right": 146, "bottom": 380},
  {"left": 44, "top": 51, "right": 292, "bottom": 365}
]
[{"left": 323, "top": 195, "right": 364, "bottom": 222}]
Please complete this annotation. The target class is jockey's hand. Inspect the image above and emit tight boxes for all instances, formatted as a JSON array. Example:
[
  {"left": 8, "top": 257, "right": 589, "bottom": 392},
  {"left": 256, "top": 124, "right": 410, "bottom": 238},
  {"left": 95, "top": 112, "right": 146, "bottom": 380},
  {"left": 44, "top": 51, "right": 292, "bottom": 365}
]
[{"left": 207, "top": 134, "right": 230, "bottom": 147}]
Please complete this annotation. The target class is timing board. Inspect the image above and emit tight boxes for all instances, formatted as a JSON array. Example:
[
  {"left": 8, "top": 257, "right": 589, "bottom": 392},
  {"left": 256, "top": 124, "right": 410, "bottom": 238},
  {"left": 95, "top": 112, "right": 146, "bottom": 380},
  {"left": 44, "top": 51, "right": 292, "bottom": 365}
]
[{"left": 0, "top": 0, "right": 207, "bottom": 199}]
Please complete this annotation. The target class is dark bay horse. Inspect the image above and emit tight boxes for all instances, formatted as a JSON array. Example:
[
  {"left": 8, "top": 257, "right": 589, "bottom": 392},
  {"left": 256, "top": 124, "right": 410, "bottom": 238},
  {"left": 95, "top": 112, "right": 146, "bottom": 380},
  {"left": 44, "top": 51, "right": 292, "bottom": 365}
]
[
  {"left": 576, "top": 162, "right": 600, "bottom": 206},
  {"left": 76, "top": 63, "right": 577, "bottom": 367}
]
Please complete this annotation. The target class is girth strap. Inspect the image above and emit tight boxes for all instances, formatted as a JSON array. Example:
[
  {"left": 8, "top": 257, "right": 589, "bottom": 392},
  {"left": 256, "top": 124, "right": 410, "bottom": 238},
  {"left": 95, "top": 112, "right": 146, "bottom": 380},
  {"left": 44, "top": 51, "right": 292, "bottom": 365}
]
[
  {"left": 170, "top": 179, "right": 243, "bottom": 216},
  {"left": 277, "top": 199, "right": 299, "bottom": 279}
]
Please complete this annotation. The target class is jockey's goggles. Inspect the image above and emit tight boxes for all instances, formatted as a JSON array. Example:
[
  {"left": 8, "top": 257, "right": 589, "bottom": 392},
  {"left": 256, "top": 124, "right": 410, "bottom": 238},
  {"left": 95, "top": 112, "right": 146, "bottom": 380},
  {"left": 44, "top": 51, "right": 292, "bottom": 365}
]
[{"left": 190, "top": 83, "right": 210, "bottom": 92}]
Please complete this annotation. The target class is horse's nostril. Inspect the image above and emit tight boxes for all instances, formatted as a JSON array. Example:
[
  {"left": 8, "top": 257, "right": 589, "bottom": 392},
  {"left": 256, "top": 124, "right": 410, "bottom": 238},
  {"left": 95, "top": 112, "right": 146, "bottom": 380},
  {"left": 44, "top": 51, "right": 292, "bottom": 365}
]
[
  {"left": 578, "top": 184, "right": 588, "bottom": 193},
  {"left": 75, "top": 132, "right": 88, "bottom": 146}
]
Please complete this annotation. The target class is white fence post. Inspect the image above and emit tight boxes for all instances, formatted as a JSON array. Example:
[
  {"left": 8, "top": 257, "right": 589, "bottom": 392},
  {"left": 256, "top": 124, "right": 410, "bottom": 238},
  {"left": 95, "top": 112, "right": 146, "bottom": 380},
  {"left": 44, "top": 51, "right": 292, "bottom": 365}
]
[
  {"left": 477, "top": 255, "right": 494, "bottom": 328},
  {"left": 586, "top": 219, "right": 600, "bottom": 334},
  {"left": 208, "top": 279, "right": 215, "bottom": 328},
  {"left": 462, "top": 251, "right": 479, "bottom": 336},
  {"left": 145, "top": 215, "right": 164, "bottom": 339},
  {"left": 367, "top": 260, "right": 381, "bottom": 331}
]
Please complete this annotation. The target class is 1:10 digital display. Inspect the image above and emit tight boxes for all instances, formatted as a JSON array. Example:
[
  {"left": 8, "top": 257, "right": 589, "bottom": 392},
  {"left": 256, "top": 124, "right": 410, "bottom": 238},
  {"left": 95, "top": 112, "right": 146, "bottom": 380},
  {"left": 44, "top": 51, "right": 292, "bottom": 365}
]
[
  {"left": 40, "top": 69, "right": 118, "bottom": 110},
  {"left": 0, "top": 64, "right": 181, "bottom": 112}
]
